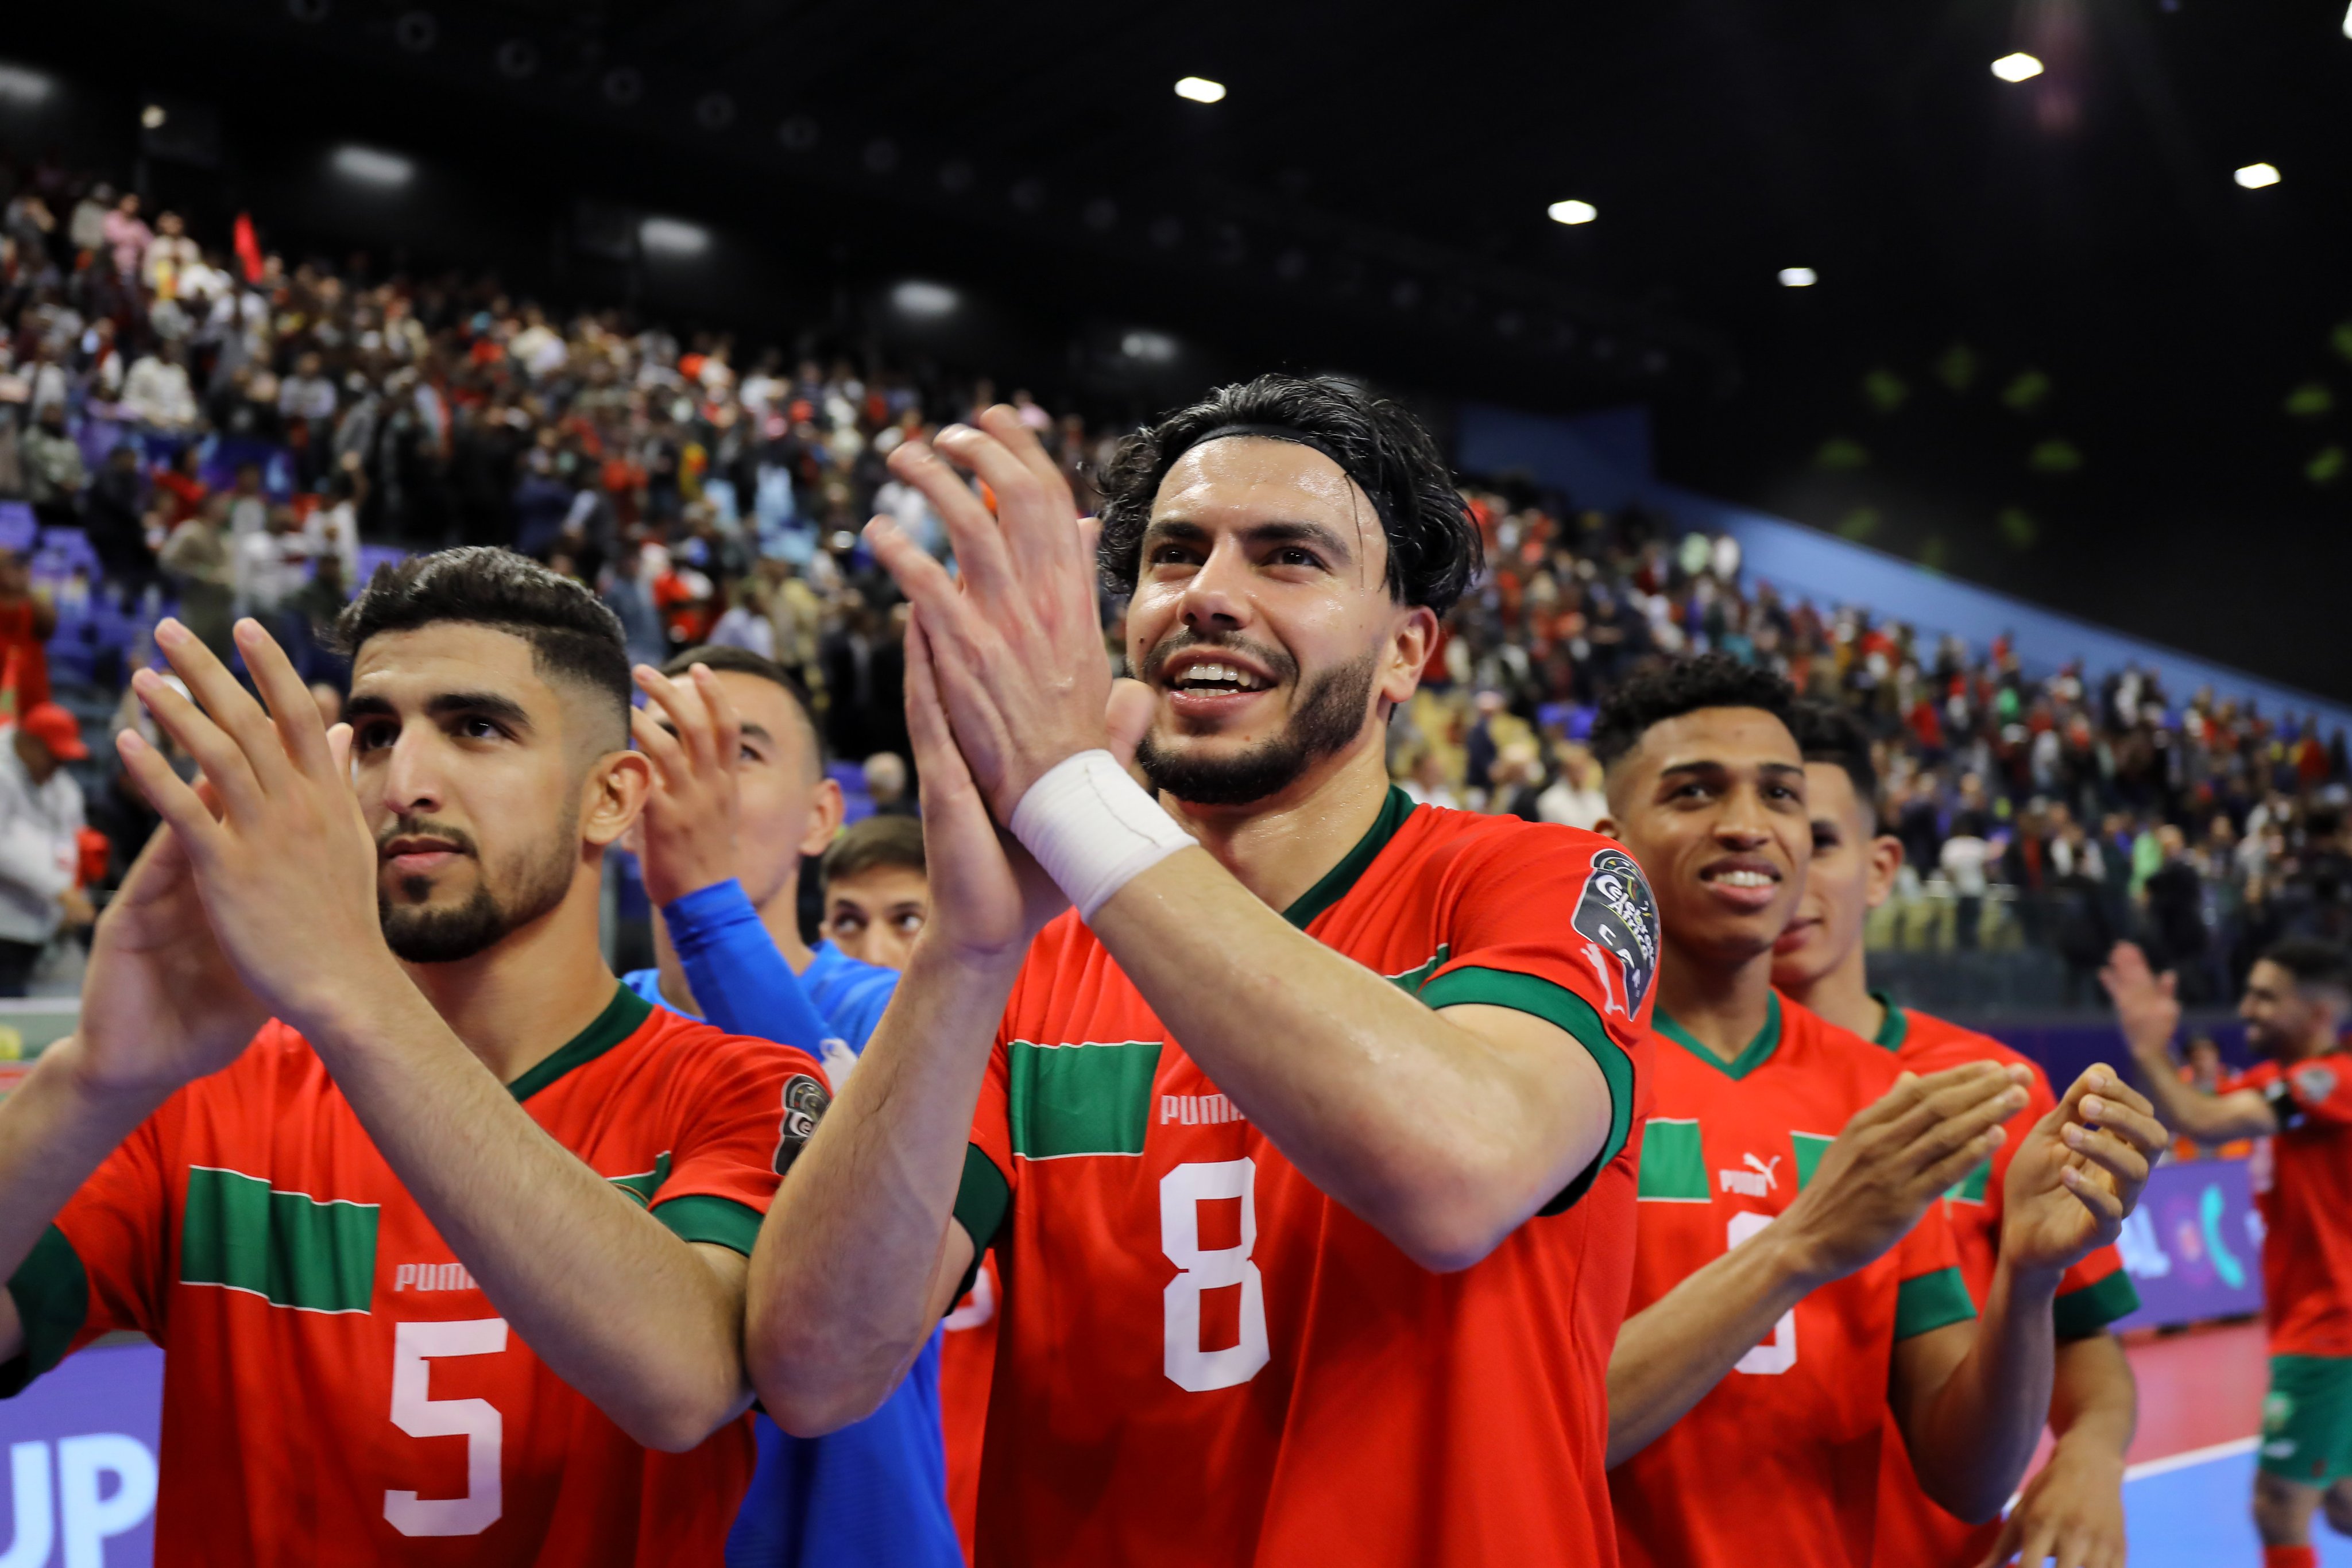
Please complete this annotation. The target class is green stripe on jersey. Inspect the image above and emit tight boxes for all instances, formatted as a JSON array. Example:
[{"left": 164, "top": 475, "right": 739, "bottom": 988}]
[
  {"left": 1945, "top": 1159, "right": 1991, "bottom": 1206},
  {"left": 1637, "top": 1118, "right": 1709, "bottom": 1202},
  {"left": 0, "top": 1224, "right": 89, "bottom": 1395},
  {"left": 652, "top": 1194, "right": 762, "bottom": 1256},
  {"left": 1791, "top": 1132, "right": 1836, "bottom": 1191},
  {"left": 2053, "top": 1268, "right": 2142, "bottom": 1340},
  {"left": 181, "top": 1166, "right": 380, "bottom": 1314},
  {"left": 1007, "top": 1040, "right": 1164, "bottom": 1159},
  {"left": 1894, "top": 1266, "right": 1977, "bottom": 1339},
  {"left": 1386, "top": 944, "right": 1451, "bottom": 996},
  {"left": 610, "top": 1151, "right": 674, "bottom": 1207}
]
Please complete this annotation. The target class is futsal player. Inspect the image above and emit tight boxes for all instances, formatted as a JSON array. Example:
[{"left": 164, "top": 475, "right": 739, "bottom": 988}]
[
  {"left": 750, "top": 379, "right": 1658, "bottom": 1565},
  {"left": 1593, "top": 656, "right": 2163, "bottom": 1568},
  {"left": 0, "top": 551, "right": 817, "bottom": 1563},
  {"left": 1770, "top": 700, "right": 2142, "bottom": 1568},
  {"left": 2105, "top": 936, "right": 2352, "bottom": 1568},
  {"left": 626, "top": 646, "right": 960, "bottom": 1568}
]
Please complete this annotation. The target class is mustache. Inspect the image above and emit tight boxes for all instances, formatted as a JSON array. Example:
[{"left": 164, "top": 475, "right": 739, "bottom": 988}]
[
  {"left": 375, "top": 814, "right": 480, "bottom": 859},
  {"left": 1137, "top": 629, "right": 1299, "bottom": 688}
]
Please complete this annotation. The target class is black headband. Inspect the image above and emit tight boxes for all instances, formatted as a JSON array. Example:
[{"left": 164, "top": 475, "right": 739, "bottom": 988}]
[{"left": 1177, "top": 423, "right": 1395, "bottom": 535}]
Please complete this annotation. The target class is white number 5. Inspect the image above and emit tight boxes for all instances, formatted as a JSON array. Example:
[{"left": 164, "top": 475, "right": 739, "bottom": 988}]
[
  {"left": 1161, "top": 1160, "right": 1270, "bottom": 1393},
  {"left": 385, "top": 1317, "right": 508, "bottom": 1537},
  {"left": 1726, "top": 1212, "right": 1797, "bottom": 1375}
]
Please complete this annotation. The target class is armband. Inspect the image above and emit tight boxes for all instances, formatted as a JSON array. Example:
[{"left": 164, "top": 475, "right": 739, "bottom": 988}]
[{"left": 1009, "top": 750, "right": 1195, "bottom": 922}]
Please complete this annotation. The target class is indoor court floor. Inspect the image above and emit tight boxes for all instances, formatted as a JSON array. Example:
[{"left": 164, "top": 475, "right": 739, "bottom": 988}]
[{"left": 2117, "top": 1322, "right": 2352, "bottom": 1566}]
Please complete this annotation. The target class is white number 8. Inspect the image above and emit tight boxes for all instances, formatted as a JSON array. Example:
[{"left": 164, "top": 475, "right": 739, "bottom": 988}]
[
  {"left": 1161, "top": 1159, "right": 1271, "bottom": 1392},
  {"left": 385, "top": 1317, "right": 507, "bottom": 1536},
  {"left": 1726, "top": 1211, "right": 1797, "bottom": 1375}
]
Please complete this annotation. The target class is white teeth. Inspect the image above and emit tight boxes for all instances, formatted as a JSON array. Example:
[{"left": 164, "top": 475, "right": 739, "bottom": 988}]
[
  {"left": 1174, "top": 662, "right": 1267, "bottom": 691},
  {"left": 1714, "top": 870, "right": 1774, "bottom": 888}
]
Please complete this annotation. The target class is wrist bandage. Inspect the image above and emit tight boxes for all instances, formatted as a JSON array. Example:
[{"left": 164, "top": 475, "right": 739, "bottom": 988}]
[{"left": 1009, "top": 750, "right": 1195, "bottom": 922}]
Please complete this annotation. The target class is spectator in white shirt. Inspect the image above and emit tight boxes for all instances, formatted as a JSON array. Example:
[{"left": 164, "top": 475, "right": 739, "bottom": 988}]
[
  {"left": 0, "top": 702, "right": 92, "bottom": 996},
  {"left": 1535, "top": 745, "right": 1610, "bottom": 831},
  {"left": 120, "top": 343, "right": 199, "bottom": 432},
  {"left": 233, "top": 504, "right": 312, "bottom": 617}
]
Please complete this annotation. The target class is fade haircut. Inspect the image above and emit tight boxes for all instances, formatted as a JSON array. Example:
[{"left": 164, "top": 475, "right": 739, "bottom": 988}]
[
  {"left": 1787, "top": 699, "right": 1880, "bottom": 832},
  {"left": 820, "top": 814, "right": 925, "bottom": 892},
  {"left": 331, "top": 547, "right": 630, "bottom": 750},
  {"left": 662, "top": 644, "right": 825, "bottom": 775},
  {"left": 1590, "top": 654, "right": 1798, "bottom": 772},
  {"left": 1094, "top": 374, "right": 1482, "bottom": 615},
  {"left": 2262, "top": 938, "right": 2352, "bottom": 1004}
]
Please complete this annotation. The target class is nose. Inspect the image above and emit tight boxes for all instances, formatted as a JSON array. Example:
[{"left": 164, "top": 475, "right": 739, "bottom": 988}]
[
  {"left": 1177, "top": 537, "right": 1254, "bottom": 634},
  {"left": 373, "top": 724, "right": 446, "bottom": 821},
  {"left": 1712, "top": 782, "right": 1777, "bottom": 848}
]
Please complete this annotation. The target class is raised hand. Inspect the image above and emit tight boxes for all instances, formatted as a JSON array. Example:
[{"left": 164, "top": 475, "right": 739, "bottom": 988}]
[
  {"left": 113, "top": 617, "right": 399, "bottom": 1038},
  {"left": 1999, "top": 1066, "right": 2163, "bottom": 1276},
  {"left": 861, "top": 408, "right": 1110, "bottom": 824},
  {"left": 1777, "top": 1063, "right": 2030, "bottom": 1284},
  {"left": 629, "top": 662, "right": 742, "bottom": 907},
  {"left": 2097, "top": 942, "right": 2181, "bottom": 1067}
]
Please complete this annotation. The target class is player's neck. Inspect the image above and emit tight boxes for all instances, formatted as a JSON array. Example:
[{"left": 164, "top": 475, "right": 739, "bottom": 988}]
[
  {"left": 403, "top": 877, "right": 622, "bottom": 1085},
  {"left": 1157, "top": 740, "right": 1395, "bottom": 915},
  {"left": 1782, "top": 943, "right": 1884, "bottom": 1042},
  {"left": 1653, "top": 935, "right": 1779, "bottom": 1064},
  {"left": 648, "top": 878, "right": 817, "bottom": 1020}
]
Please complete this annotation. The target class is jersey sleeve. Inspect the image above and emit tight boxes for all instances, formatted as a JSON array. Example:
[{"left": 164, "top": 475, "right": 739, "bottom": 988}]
[
  {"left": 2262, "top": 1055, "right": 2352, "bottom": 1132},
  {"left": 1891, "top": 1191, "right": 1978, "bottom": 1341},
  {"left": 647, "top": 1033, "right": 826, "bottom": 1257},
  {"left": 661, "top": 877, "right": 838, "bottom": 1055},
  {"left": 1, "top": 1102, "right": 177, "bottom": 1396},
  {"left": 1415, "top": 827, "right": 1658, "bottom": 1210}
]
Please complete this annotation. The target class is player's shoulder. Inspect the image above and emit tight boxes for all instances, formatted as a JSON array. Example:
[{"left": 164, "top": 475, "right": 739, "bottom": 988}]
[
  {"left": 619, "top": 990, "right": 825, "bottom": 1089},
  {"left": 1775, "top": 992, "right": 1911, "bottom": 1092},
  {"left": 1894, "top": 1006, "right": 2043, "bottom": 1080},
  {"left": 1390, "top": 798, "right": 1624, "bottom": 876}
]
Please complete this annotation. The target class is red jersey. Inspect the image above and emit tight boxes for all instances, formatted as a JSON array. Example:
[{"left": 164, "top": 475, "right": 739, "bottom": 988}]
[
  {"left": 1610, "top": 994, "right": 1976, "bottom": 1568},
  {"left": 2226, "top": 1052, "right": 2352, "bottom": 1356},
  {"left": 1868, "top": 1003, "right": 2140, "bottom": 1568},
  {"left": 953, "top": 789, "right": 1657, "bottom": 1567},
  {"left": 2, "top": 984, "right": 819, "bottom": 1567},
  {"left": 939, "top": 1252, "right": 1000, "bottom": 1563}
]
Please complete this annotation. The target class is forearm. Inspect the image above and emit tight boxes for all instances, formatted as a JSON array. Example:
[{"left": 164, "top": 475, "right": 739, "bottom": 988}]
[
  {"left": 748, "top": 936, "right": 1014, "bottom": 1434},
  {"left": 1901, "top": 1259, "right": 2061, "bottom": 1523},
  {"left": 305, "top": 979, "right": 749, "bottom": 1450},
  {"left": 0, "top": 1042, "right": 165, "bottom": 1358},
  {"left": 2126, "top": 1050, "right": 2271, "bottom": 1142},
  {"left": 662, "top": 880, "right": 834, "bottom": 1053},
  {"left": 1607, "top": 1224, "right": 1823, "bottom": 1466},
  {"left": 1092, "top": 852, "right": 1595, "bottom": 1268},
  {"left": 2049, "top": 1330, "right": 2137, "bottom": 1461}
]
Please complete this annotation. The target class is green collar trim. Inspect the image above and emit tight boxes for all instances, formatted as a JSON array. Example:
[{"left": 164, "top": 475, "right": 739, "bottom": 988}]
[
  {"left": 1282, "top": 786, "right": 1418, "bottom": 930},
  {"left": 507, "top": 982, "right": 654, "bottom": 1102},
  {"left": 1656, "top": 992, "right": 1785, "bottom": 1081},
  {"left": 1871, "top": 991, "right": 1908, "bottom": 1051}
]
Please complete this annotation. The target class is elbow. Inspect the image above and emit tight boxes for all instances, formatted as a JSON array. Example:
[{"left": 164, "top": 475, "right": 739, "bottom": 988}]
[
  {"left": 759, "top": 1381, "right": 888, "bottom": 1441},
  {"left": 744, "top": 1319, "right": 898, "bottom": 1439},
  {"left": 622, "top": 1389, "right": 752, "bottom": 1455},
  {"left": 1378, "top": 1193, "right": 1523, "bottom": 1275}
]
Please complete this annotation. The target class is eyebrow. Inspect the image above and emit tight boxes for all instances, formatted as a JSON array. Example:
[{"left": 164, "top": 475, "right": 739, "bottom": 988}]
[
  {"left": 653, "top": 719, "right": 774, "bottom": 744},
  {"left": 1657, "top": 760, "right": 1807, "bottom": 781},
  {"left": 1142, "top": 517, "right": 1357, "bottom": 564},
  {"left": 346, "top": 690, "right": 535, "bottom": 732}
]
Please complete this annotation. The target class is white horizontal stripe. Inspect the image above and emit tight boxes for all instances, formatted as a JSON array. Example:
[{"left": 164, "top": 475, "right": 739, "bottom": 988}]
[{"left": 2124, "top": 1436, "right": 2259, "bottom": 1481}]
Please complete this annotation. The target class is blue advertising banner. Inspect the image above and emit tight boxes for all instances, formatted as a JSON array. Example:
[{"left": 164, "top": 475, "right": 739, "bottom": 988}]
[
  {"left": 2113, "top": 1156, "right": 2266, "bottom": 1332},
  {"left": 0, "top": 1339, "right": 162, "bottom": 1566}
]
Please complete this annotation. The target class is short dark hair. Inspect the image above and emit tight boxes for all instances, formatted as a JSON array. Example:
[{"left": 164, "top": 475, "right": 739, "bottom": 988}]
[
  {"left": 1787, "top": 699, "right": 1879, "bottom": 831},
  {"left": 331, "top": 547, "right": 630, "bottom": 748},
  {"left": 821, "top": 814, "right": 925, "bottom": 892},
  {"left": 662, "top": 644, "right": 825, "bottom": 770},
  {"left": 2261, "top": 938, "right": 2352, "bottom": 1001},
  {"left": 1590, "top": 654, "right": 1797, "bottom": 771},
  {"left": 1094, "top": 374, "right": 1481, "bottom": 615}
]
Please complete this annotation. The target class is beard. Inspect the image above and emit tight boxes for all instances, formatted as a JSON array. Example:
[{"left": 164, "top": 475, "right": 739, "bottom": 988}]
[
  {"left": 377, "top": 812, "right": 578, "bottom": 965},
  {"left": 1135, "top": 637, "right": 1379, "bottom": 807}
]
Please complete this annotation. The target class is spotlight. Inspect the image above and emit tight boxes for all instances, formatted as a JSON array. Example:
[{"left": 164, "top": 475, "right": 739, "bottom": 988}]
[
  {"left": 2344, "top": 0, "right": 2352, "bottom": 37},
  {"left": 0, "top": 64, "right": 56, "bottom": 106},
  {"left": 1174, "top": 77, "right": 1225, "bottom": 103},
  {"left": 331, "top": 145, "right": 416, "bottom": 187},
  {"left": 141, "top": 104, "right": 168, "bottom": 130},
  {"left": 1548, "top": 199, "right": 1597, "bottom": 226},
  {"left": 2235, "top": 162, "right": 2281, "bottom": 189},
  {"left": 891, "top": 280, "right": 959, "bottom": 319},
  {"left": 1779, "top": 266, "right": 1818, "bottom": 288},
  {"left": 1991, "top": 52, "right": 2044, "bottom": 82},
  {"left": 639, "top": 216, "right": 711, "bottom": 257},
  {"left": 1121, "top": 330, "right": 1178, "bottom": 363}
]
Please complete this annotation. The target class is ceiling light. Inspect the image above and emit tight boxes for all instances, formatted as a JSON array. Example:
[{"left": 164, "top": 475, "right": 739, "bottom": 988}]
[
  {"left": 2343, "top": 1, "right": 2351, "bottom": 37},
  {"left": 1990, "top": 52, "right": 2044, "bottom": 83},
  {"left": 639, "top": 216, "right": 711, "bottom": 257},
  {"left": 331, "top": 145, "right": 415, "bottom": 187},
  {"left": 1121, "top": 330, "right": 1178, "bottom": 363},
  {"left": 141, "top": 104, "right": 167, "bottom": 129},
  {"left": 1174, "top": 76, "right": 1225, "bottom": 103},
  {"left": 2235, "top": 162, "right": 2281, "bottom": 189},
  {"left": 0, "top": 64, "right": 56, "bottom": 106},
  {"left": 890, "top": 280, "right": 959, "bottom": 319},
  {"left": 1779, "top": 267, "right": 1818, "bottom": 288},
  {"left": 1548, "top": 199, "right": 1598, "bottom": 226}
]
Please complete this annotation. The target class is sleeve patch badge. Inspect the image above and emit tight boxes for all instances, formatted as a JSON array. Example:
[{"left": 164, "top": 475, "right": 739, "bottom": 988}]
[
  {"left": 2294, "top": 1064, "right": 2338, "bottom": 1106},
  {"left": 1573, "top": 849, "right": 1659, "bottom": 1019},
  {"left": 775, "top": 1073, "right": 833, "bottom": 1175}
]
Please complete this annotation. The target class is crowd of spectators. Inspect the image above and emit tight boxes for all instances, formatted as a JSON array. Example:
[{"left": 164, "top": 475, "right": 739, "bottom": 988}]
[{"left": 2, "top": 144, "right": 2348, "bottom": 1007}]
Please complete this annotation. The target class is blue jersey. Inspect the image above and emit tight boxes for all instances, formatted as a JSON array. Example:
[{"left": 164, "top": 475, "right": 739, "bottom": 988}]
[{"left": 627, "top": 881, "right": 957, "bottom": 1568}]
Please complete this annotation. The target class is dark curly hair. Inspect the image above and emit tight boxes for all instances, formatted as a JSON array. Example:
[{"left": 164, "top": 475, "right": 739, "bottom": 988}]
[
  {"left": 1786, "top": 698, "right": 1880, "bottom": 830},
  {"left": 331, "top": 546, "right": 632, "bottom": 749},
  {"left": 1094, "top": 374, "right": 1481, "bottom": 615},
  {"left": 1589, "top": 653, "right": 1797, "bottom": 771},
  {"left": 2263, "top": 938, "right": 2352, "bottom": 1001}
]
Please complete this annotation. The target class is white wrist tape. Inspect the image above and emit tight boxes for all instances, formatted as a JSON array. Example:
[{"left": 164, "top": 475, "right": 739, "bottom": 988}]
[{"left": 1009, "top": 750, "right": 1195, "bottom": 922}]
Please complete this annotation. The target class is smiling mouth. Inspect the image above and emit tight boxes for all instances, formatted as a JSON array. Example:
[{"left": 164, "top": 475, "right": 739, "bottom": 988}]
[{"left": 1166, "top": 661, "right": 1274, "bottom": 695}]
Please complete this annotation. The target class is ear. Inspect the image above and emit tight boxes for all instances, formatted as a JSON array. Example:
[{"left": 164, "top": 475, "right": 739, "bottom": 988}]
[
  {"left": 1864, "top": 833, "right": 1905, "bottom": 911},
  {"left": 1382, "top": 605, "right": 1440, "bottom": 708},
  {"left": 798, "top": 775, "right": 845, "bottom": 859},
  {"left": 582, "top": 749, "right": 653, "bottom": 851},
  {"left": 1593, "top": 816, "right": 1619, "bottom": 842}
]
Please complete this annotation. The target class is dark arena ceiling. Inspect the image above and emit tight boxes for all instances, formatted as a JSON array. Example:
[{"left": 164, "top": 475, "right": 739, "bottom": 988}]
[{"left": 8, "top": 0, "right": 2351, "bottom": 695}]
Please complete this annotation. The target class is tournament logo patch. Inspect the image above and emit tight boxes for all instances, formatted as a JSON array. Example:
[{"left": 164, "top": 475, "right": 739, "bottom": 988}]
[
  {"left": 774, "top": 1073, "right": 832, "bottom": 1175},
  {"left": 2294, "top": 1064, "right": 2338, "bottom": 1106},
  {"left": 1573, "top": 849, "right": 1659, "bottom": 1018}
]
